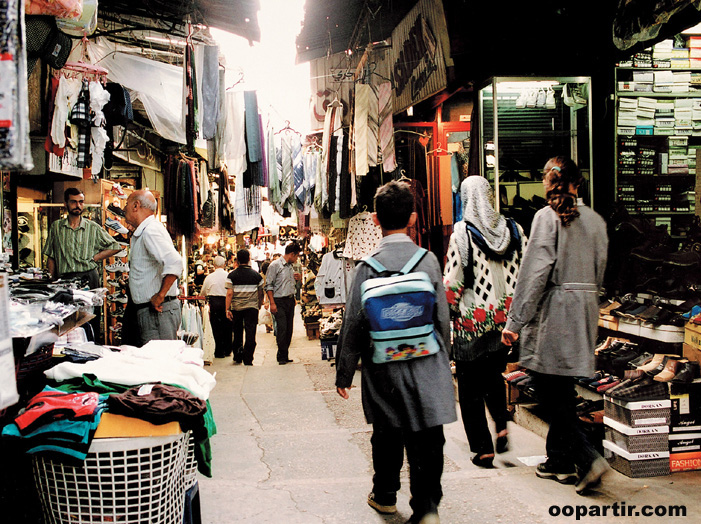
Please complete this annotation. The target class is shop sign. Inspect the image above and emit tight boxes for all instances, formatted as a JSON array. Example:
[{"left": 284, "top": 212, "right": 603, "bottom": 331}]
[
  {"left": 308, "top": 51, "right": 360, "bottom": 131},
  {"left": 49, "top": 150, "right": 83, "bottom": 178},
  {"left": 389, "top": 0, "right": 448, "bottom": 113}
]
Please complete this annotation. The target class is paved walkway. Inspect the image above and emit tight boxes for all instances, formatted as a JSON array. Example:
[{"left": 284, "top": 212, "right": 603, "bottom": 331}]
[{"left": 199, "top": 309, "right": 700, "bottom": 523}]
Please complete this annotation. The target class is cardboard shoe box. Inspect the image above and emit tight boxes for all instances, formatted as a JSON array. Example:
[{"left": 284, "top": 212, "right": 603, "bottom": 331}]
[
  {"left": 604, "top": 416, "right": 669, "bottom": 453},
  {"left": 603, "top": 439, "right": 670, "bottom": 478},
  {"left": 604, "top": 397, "right": 671, "bottom": 427},
  {"left": 670, "top": 380, "right": 701, "bottom": 432}
]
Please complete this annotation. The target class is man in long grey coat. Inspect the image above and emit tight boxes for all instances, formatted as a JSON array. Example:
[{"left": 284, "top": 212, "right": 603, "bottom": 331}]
[{"left": 336, "top": 181, "right": 456, "bottom": 524}]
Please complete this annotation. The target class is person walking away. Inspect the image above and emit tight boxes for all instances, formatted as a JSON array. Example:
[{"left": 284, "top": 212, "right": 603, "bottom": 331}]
[
  {"left": 443, "top": 176, "right": 526, "bottom": 468},
  {"left": 201, "top": 256, "right": 232, "bottom": 358},
  {"left": 43, "top": 187, "right": 120, "bottom": 339},
  {"left": 336, "top": 181, "right": 456, "bottom": 524},
  {"left": 225, "top": 249, "right": 264, "bottom": 365},
  {"left": 124, "top": 190, "right": 182, "bottom": 345},
  {"left": 501, "top": 156, "right": 610, "bottom": 494},
  {"left": 265, "top": 242, "right": 301, "bottom": 364}
]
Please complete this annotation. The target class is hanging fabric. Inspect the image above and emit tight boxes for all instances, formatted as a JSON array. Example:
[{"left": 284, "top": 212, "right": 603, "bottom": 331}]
[
  {"left": 0, "top": 0, "right": 33, "bottom": 170},
  {"left": 200, "top": 45, "right": 220, "bottom": 140},
  {"left": 378, "top": 82, "right": 397, "bottom": 172}
]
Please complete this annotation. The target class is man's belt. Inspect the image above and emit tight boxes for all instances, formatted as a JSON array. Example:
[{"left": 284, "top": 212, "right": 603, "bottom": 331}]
[{"left": 133, "top": 295, "right": 177, "bottom": 310}]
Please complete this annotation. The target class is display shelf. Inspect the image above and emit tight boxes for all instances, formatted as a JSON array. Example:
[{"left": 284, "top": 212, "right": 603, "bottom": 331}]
[{"left": 614, "top": 62, "right": 699, "bottom": 235}]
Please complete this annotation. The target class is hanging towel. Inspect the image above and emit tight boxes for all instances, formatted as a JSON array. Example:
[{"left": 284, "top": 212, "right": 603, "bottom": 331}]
[
  {"left": 267, "top": 125, "right": 281, "bottom": 208},
  {"left": 201, "top": 45, "right": 220, "bottom": 140},
  {"left": 378, "top": 82, "right": 396, "bottom": 172},
  {"left": 244, "top": 91, "right": 262, "bottom": 163}
]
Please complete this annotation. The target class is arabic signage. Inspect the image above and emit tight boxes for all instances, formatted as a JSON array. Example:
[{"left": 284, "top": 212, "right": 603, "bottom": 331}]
[{"left": 389, "top": 0, "right": 449, "bottom": 113}]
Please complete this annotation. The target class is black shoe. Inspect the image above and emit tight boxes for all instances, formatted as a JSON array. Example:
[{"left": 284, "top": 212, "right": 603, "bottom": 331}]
[
  {"left": 471, "top": 454, "right": 495, "bottom": 468},
  {"left": 367, "top": 492, "right": 397, "bottom": 514},
  {"left": 214, "top": 354, "right": 226, "bottom": 358},
  {"left": 535, "top": 461, "right": 577, "bottom": 484},
  {"left": 496, "top": 435, "right": 509, "bottom": 454},
  {"left": 278, "top": 361, "right": 288, "bottom": 365}
]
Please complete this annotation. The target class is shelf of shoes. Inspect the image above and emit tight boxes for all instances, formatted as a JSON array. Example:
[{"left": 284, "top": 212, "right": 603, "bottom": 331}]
[{"left": 101, "top": 180, "right": 132, "bottom": 345}]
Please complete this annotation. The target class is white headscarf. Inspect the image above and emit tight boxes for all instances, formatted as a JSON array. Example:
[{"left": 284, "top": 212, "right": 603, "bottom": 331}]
[{"left": 454, "top": 176, "right": 511, "bottom": 265}]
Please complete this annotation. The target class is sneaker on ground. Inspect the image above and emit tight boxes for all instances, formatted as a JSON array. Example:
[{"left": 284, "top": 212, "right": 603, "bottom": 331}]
[
  {"left": 107, "top": 293, "right": 128, "bottom": 304},
  {"left": 105, "top": 218, "right": 128, "bottom": 235},
  {"left": 575, "top": 456, "right": 609, "bottom": 495},
  {"left": 107, "top": 203, "right": 125, "bottom": 218},
  {"left": 535, "top": 461, "right": 578, "bottom": 484},
  {"left": 367, "top": 492, "right": 397, "bottom": 515},
  {"left": 111, "top": 182, "right": 127, "bottom": 199},
  {"left": 106, "top": 260, "right": 129, "bottom": 273}
]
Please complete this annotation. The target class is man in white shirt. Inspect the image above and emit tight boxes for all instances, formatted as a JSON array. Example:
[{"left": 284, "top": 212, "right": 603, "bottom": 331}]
[
  {"left": 124, "top": 190, "right": 182, "bottom": 345},
  {"left": 201, "top": 256, "right": 232, "bottom": 358}
]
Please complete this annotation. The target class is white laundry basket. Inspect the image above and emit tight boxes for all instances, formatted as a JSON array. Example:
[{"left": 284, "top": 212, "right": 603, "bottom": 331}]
[{"left": 33, "top": 433, "right": 189, "bottom": 524}]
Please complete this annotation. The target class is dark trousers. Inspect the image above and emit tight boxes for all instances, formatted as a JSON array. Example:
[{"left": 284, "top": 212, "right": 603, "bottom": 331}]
[
  {"left": 61, "top": 268, "right": 101, "bottom": 341},
  {"left": 273, "top": 297, "right": 295, "bottom": 362},
  {"left": 209, "top": 297, "right": 232, "bottom": 357},
  {"left": 232, "top": 308, "right": 258, "bottom": 364},
  {"left": 371, "top": 425, "right": 445, "bottom": 520},
  {"left": 531, "top": 372, "right": 600, "bottom": 471},
  {"left": 455, "top": 351, "right": 508, "bottom": 455}
]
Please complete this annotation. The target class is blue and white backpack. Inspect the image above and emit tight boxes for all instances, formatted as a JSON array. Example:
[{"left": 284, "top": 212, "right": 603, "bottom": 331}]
[{"left": 360, "top": 248, "right": 440, "bottom": 364}]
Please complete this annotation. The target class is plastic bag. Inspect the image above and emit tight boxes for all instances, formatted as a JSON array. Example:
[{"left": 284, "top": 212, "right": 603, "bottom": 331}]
[
  {"left": 258, "top": 306, "right": 272, "bottom": 326},
  {"left": 26, "top": 0, "right": 83, "bottom": 18}
]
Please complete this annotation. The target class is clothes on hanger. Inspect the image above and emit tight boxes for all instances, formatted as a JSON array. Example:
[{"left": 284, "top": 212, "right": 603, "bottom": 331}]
[
  {"left": 314, "top": 248, "right": 354, "bottom": 305},
  {"left": 343, "top": 210, "right": 383, "bottom": 259}
]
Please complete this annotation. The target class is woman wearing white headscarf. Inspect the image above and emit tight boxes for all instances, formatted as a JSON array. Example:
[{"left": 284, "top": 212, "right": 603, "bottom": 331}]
[{"left": 443, "top": 176, "right": 526, "bottom": 468}]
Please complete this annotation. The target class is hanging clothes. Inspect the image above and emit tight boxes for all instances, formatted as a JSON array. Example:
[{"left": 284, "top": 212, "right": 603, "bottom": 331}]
[
  {"left": 378, "top": 82, "right": 397, "bottom": 172},
  {"left": 222, "top": 90, "right": 246, "bottom": 176},
  {"left": 267, "top": 123, "right": 281, "bottom": 210},
  {"left": 322, "top": 102, "right": 342, "bottom": 211},
  {"left": 200, "top": 45, "right": 220, "bottom": 140},
  {"left": 342, "top": 210, "right": 383, "bottom": 259},
  {"left": 233, "top": 169, "right": 262, "bottom": 234},
  {"left": 304, "top": 146, "right": 321, "bottom": 214},
  {"left": 315, "top": 249, "right": 351, "bottom": 305}
]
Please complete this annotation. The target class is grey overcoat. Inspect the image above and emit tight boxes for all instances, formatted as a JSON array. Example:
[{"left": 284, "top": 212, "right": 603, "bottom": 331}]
[
  {"left": 335, "top": 234, "right": 457, "bottom": 432},
  {"left": 504, "top": 205, "right": 608, "bottom": 377}
]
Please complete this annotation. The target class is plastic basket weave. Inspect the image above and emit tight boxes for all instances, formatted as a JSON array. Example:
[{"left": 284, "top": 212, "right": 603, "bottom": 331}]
[
  {"left": 33, "top": 433, "right": 188, "bottom": 524},
  {"left": 184, "top": 432, "right": 197, "bottom": 490}
]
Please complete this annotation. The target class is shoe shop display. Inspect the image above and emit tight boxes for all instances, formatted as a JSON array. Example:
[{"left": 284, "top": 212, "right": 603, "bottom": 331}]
[
  {"left": 105, "top": 217, "right": 129, "bottom": 235},
  {"left": 107, "top": 203, "right": 126, "bottom": 218},
  {"left": 107, "top": 293, "right": 128, "bottom": 304},
  {"left": 106, "top": 260, "right": 129, "bottom": 273},
  {"left": 111, "top": 182, "right": 127, "bottom": 199}
]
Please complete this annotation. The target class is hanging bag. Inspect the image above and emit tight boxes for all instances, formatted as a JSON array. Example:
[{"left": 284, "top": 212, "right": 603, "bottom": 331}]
[{"left": 360, "top": 248, "right": 440, "bottom": 364}]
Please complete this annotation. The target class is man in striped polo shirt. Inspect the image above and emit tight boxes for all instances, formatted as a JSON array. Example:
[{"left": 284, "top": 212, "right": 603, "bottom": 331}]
[
  {"left": 225, "top": 249, "right": 264, "bottom": 365},
  {"left": 44, "top": 188, "right": 120, "bottom": 288}
]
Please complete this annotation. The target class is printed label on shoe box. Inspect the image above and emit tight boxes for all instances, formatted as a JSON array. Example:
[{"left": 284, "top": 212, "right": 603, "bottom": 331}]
[
  {"left": 604, "top": 439, "right": 670, "bottom": 460},
  {"left": 606, "top": 398, "right": 671, "bottom": 411},
  {"left": 685, "top": 321, "right": 701, "bottom": 351},
  {"left": 670, "top": 450, "right": 701, "bottom": 472},
  {"left": 669, "top": 432, "right": 701, "bottom": 452},
  {"left": 604, "top": 416, "right": 669, "bottom": 435}
]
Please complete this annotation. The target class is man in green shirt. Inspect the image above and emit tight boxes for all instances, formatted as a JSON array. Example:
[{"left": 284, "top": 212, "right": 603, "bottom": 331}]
[{"left": 43, "top": 187, "right": 120, "bottom": 288}]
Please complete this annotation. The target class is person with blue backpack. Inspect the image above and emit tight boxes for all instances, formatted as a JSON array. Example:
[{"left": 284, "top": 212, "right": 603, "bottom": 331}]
[{"left": 336, "top": 180, "right": 456, "bottom": 524}]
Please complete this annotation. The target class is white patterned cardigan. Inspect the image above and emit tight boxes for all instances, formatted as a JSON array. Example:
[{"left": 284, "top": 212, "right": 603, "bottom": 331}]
[{"left": 443, "top": 224, "right": 527, "bottom": 352}]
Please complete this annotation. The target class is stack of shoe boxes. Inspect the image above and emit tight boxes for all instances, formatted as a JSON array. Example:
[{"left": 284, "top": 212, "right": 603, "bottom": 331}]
[
  {"left": 653, "top": 39, "right": 673, "bottom": 68},
  {"left": 602, "top": 395, "right": 671, "bottom": 477},
  {"left": 669, "top": 380, "right": 701, "bottom": 472},
  {"left": 688, "top": 36, "right": 701, "bottom": 68}
]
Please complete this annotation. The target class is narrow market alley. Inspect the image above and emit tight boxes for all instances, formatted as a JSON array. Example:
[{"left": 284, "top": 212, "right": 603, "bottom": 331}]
[{"left": 198, "top": 309, "right": 701, "bottom": 524}]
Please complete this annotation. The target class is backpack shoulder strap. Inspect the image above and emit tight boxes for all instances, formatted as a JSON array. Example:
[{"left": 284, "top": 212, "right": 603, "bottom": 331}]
[
  {"left": 400, "top": 248, "right": 428, "bottom": 274},
  {"left": 362, "top": 256, "right": 387, "bottom": 274}
]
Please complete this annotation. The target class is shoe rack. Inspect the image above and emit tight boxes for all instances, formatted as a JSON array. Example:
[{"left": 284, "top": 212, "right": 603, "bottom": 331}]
[
  {"left": 614, "top": 47, "right": 699, "bottom": 241},
  {"left": 101, "top": 179, "right": 132, "bottom": 345}
]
